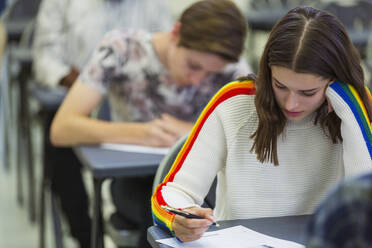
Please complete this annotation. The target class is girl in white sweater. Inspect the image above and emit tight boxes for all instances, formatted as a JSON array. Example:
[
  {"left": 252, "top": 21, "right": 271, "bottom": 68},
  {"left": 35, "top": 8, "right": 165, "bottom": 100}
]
[{"left": 152, "top": 6, "right": 372, "bottom": 242}]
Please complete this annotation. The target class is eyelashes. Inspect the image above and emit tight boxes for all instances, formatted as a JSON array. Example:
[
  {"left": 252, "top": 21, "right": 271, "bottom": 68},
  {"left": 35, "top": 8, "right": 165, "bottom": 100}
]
[{"left": 274, "top": 82, "right": 317, "bottom": 97}]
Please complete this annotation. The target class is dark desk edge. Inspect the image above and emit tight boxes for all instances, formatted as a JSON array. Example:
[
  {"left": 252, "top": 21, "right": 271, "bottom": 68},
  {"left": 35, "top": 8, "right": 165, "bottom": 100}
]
[
  {"left": 147, "top": 215, "right": 311, "bottom": 248},
  {"left": 73, "top": 146, "right": 163, "bottom": 178}
]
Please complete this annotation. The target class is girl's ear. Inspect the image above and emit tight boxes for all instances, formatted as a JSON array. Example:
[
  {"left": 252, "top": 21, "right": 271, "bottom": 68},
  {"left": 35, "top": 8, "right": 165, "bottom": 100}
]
[
  {"left": 326, "top": 80, "right": 335, "bottom": 113},
  {"left": 326, "top": 96, "right": 334, "bottom": 114}
]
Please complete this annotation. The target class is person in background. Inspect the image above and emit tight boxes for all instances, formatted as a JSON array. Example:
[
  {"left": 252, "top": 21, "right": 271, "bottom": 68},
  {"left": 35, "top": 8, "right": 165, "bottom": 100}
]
[
  {"left": 306, "top": 171, "right": 372, "bottom": 248},
  {"left": 32, "top": 0, "right": 172, "bottom": 247},
  {"left": 151, "top": 6, "right": 372, "bottom": 242},
  {"left": 49, "top": 1, "right": 251, "bottom": 247},
  {"left": 33, "top": 0, "right": 172, "bottom": 89}
]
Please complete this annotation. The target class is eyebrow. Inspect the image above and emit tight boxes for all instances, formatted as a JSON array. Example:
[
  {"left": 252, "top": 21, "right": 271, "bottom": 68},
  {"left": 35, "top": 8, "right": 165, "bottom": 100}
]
[{"left": 273, "top": 77, "right": 320, "bottom": 92}]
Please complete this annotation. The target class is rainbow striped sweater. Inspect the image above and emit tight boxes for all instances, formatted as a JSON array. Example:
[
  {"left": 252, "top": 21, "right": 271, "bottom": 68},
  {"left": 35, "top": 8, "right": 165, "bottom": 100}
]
[{"left": 152, "top": 80, "right": 372, "bottom": 233}]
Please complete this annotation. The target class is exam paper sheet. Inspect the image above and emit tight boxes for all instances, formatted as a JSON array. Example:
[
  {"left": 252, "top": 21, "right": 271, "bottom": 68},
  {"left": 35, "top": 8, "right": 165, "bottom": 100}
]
[
  {"left": 100, "top": 143, "right": 170, "bottom": 155},
  {"left": 156, "top": 225, "right": 305, "bottom": 248}
]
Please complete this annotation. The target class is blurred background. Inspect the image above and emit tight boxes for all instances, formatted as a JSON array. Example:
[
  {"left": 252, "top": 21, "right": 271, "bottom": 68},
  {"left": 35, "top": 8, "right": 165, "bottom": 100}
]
[{"left": 1, "top": 0, "right": 371, "bottom": 247}]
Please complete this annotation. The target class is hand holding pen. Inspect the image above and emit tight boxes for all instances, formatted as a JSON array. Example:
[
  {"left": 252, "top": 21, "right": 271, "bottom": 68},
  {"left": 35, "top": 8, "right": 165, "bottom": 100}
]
[
  {"left": 161, "top": 205, "right": 219, "bottom": 226},
  {"left": 162, "top": 205, "right": 218, "bottom": 242}
]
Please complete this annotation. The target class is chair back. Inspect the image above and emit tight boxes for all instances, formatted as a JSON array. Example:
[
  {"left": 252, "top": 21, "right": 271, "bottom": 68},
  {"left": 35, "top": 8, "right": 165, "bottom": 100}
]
[
  {"left": 152, "top": 135, "right": 188, "bottom": 194},
  {"left": 152, "top": 135, "right": 216, "bottom": 209}
]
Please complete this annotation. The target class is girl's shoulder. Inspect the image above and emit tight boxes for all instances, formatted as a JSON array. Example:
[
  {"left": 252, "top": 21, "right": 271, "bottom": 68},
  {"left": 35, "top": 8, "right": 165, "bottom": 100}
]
[
  {"left": 209, "top": 80, "right": 258, "bottom": 123},
  {"left": 211, "top": 80, "right": 256, "bottom": 104}
]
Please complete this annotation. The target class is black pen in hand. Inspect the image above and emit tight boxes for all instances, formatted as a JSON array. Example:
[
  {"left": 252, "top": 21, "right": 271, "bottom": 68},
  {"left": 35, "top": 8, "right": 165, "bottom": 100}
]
[{"left": 161, "top": 205, "right": 219, "bottom": 226}]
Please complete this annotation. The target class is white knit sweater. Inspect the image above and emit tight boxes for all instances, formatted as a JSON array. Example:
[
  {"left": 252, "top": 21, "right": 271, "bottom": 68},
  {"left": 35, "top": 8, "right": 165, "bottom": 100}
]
[{"left": 155, "top": 81, "right": 372, "bottom": 223}]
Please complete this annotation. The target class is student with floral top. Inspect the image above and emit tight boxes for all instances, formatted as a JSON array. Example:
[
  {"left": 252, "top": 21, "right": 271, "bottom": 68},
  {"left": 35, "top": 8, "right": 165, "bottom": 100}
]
[
  {"left": 50, "top": 1, "right": 251, "bottom": 247},
  {"left": 33, "top": 0, "right": 172, "bottom": 247},
  {"left": 151, "top": 6, "right": 372, "bottom": 242}
]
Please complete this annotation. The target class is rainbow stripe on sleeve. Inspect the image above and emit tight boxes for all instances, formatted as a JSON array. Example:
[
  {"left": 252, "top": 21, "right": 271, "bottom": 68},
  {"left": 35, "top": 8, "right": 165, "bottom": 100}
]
[
  {"left": 329, "top": 81, "right": 372, "bottom": 159},
  {"left": 151, "top": 80, "right": 256, "bottom": 232}
]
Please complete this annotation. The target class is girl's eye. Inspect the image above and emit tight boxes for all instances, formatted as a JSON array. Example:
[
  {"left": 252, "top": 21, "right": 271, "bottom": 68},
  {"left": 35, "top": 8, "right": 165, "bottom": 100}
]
[
  {"left": 275, "top": 83, "right": 286, "bottom": 89},
  {"left": 302, "top": 92, "right": 316, "bottom": 97}
]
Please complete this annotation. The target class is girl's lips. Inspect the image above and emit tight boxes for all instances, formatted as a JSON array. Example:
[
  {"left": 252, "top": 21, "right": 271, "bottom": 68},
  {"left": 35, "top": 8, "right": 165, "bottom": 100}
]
[{"left": 285, "top": 110, "right": 303, "bottom": 117}]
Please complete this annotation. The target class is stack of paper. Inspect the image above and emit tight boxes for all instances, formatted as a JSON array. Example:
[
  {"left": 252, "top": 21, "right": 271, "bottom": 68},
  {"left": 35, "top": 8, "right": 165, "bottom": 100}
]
[
  {"left": 156, "top": 225, "right": 305, "bottom": 248},
  {"left": 100, "top": 143, "right": 170, "bottom": 155}
]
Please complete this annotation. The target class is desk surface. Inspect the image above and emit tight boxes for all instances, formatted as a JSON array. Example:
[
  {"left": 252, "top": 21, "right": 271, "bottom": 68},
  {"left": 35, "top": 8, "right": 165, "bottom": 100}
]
[
  {"left": 73, "top": 146, "right": 165, "bottom": 178},
  {"left": 147, "top": 215, "right": 310, "bottom": 248}
]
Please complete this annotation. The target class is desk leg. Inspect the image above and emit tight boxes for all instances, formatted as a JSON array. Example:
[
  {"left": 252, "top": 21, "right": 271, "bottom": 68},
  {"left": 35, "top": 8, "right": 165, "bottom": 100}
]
[
  {"left": 91, "top": 178, "right": 104, "bottom": 248},
  {"left": 19, "top": 69, "right": 36, "bottom": 223},
  {"left": 15, "top": 78, "right": 23, "bottom": 208}
]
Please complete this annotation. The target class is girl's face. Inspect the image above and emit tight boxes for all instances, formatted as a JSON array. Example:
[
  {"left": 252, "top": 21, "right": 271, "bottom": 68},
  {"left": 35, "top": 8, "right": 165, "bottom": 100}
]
[
  {"left": 271, "top": 66, "right": 331, "bottom": 121},
  {"left": 167, "top": 46, "right": 228, "bottom": 86}
]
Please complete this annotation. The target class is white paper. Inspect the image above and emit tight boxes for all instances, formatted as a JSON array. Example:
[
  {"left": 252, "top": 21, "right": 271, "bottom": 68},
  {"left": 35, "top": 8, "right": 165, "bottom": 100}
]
[
  {"left": 156, "top": 225, "right": 305, "bottom": 248},
  {"left": 100, "top": 143, "right": 170, "bottom": 155}
]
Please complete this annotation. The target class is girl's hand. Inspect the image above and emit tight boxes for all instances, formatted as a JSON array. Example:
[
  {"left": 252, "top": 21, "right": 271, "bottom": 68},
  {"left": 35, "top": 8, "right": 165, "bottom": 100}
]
[{"left": 172, "top": 206, "right": 215, "bottom": 242}]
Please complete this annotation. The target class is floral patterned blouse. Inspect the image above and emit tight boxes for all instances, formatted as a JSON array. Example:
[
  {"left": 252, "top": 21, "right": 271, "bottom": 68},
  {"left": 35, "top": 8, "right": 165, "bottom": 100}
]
[{"left": 79, "top": 29, "right": 252, "bottom": 122}]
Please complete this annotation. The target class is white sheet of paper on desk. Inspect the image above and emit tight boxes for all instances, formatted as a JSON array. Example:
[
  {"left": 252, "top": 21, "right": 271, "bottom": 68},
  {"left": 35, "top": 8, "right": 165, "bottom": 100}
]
[
  {"left": 156, "top": 225, "right": 305, "bottom": 248},
  {"left": 100, "top": 143, "right": 170, "bottom": 155}
]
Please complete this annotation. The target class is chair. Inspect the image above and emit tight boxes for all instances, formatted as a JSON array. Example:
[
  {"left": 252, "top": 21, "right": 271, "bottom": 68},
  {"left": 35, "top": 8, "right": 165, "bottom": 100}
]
[
  {"left": 320, "top": 0, "right": 372, "bottom": 59},
  {"left": 152, "top": 135, "right": 217, "bottom": 212},
  {"left": 1, "top": 0, "right": 40, "bottom": 222},
  {"left": 30, "top": 83, "right": 66, "bottom": 248},
  {"left": 35, "top": 87, "right": 113, "bottom": 248},
  {"left": 8, "top": 7, "right": 67, "bottom": 246},
  {"left": 151, "top": 135, "right": 188, "bottom": 194},
  {"left": 1, "top": 0, "right": 41, "bottom": 221}
]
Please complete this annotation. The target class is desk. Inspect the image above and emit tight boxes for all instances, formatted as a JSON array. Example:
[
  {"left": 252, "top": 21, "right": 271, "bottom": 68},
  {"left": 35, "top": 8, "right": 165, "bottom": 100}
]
[
  {"left": 73, "top": 146, "right": 165, "bottom": 248},
  {"left": 147, "top": 215, "right": 311, "bottom": 248}
]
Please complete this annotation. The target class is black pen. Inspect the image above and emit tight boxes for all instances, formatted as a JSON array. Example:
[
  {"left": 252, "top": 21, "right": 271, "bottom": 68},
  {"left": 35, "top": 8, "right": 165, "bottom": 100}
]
[{"left": 161, "top": 205, "right": 219, "bottom": 226}]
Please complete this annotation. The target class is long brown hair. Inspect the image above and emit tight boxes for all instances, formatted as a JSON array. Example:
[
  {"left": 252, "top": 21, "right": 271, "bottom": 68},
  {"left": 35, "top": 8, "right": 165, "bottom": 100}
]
[
  {"left": 250, "top": 6, "right": 372, "bottom": 165},
  {"left": 178, "top": 0, "right": 246, "bottom": 62}
]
